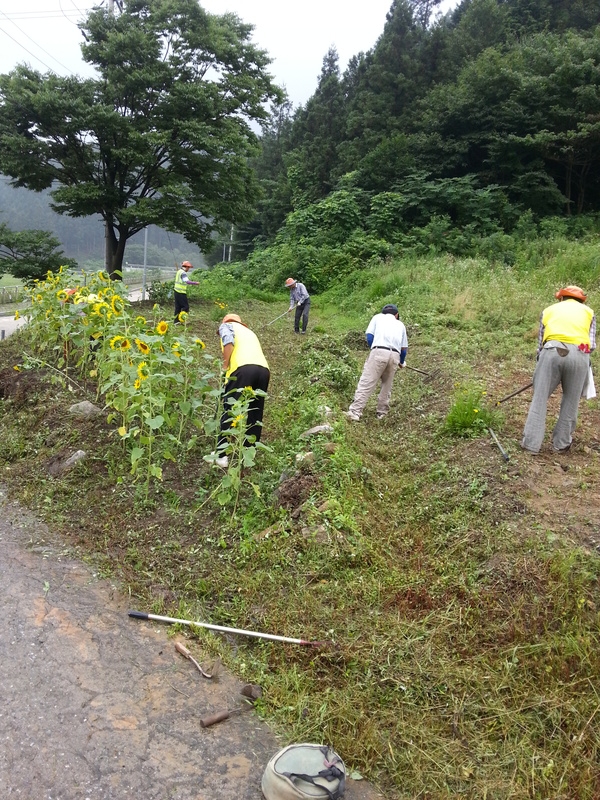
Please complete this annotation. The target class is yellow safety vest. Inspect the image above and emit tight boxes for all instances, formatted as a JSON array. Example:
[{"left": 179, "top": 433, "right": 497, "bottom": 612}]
[
  {"left": 174, "top": 268, "right": 187, "bottom": 294},
  {"left": 541, "top": 299, "right": 594, "bottom": 347},
  {"left": 223, "top": 322, "right": 269, "bottom": 379}
]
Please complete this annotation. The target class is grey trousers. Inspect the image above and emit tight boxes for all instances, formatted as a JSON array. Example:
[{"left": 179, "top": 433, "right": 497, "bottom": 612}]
[
  {"left": 521, "top": 343, "right": 590, "bottom": 453},
  {"left": 349, "top": 349, "right": 400, "bottom": 418}
]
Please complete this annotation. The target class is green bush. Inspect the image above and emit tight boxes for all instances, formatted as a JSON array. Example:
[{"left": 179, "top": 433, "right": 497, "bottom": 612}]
[
  {"left": 444, "top": 388, "right": 502, "bottom": 437},
  {"left": 148, "top": 280, "right": 173, "bottom": 305}
]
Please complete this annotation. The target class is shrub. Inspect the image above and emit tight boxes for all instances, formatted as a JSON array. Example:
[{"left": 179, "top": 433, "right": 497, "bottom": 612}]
[
  {"left": 444, "top": 388, "right": 502, "bottom": 437},
  {"left": 148, "top": 280, "right": 173, "bottom": 305}
]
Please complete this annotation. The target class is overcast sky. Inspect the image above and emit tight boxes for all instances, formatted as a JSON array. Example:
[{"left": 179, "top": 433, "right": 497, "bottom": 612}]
[{"left": 0, "top": 1, "right": 459, "bottom": 107}]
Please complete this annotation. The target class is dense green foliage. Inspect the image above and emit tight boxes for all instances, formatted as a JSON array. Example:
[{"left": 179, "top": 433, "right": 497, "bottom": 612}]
[
  {"left": 0, "top": 0, "right": 281, "bottom": 278},
  {"left": 247, "top": 0, "right": 600, "bottom": 286}
]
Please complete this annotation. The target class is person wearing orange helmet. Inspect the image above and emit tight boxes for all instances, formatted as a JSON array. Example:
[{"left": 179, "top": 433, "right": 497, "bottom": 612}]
[
  {"left": 285, "top": 277, "right": 310, "bottom": 334},
  {"left": 521, "top": 285, "right": 595, "bottom": 453},
  {"left": 211, "top": 313, "right": 270, "bottom": 468},
  {"left": 173, "top": 260, "right": 199, "bottom": 323}
]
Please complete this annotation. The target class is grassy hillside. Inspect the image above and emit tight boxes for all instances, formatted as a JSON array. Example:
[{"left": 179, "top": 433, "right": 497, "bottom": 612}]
[{"left": 0, "top": 250, "right": 599, "bottom": 798}]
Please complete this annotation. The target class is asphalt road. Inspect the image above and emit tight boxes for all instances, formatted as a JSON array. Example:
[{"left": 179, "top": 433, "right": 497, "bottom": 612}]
[{"left": 0, "top": 487, "right": 382, "bottom": 800}]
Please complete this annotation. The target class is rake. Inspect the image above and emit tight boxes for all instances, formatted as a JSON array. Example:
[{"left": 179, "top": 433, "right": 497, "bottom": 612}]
[
  {"left": 496, "top": 382, "right": 533, "bottom": 405},
  {"left": 266, "top": 310, "right": 289, "bottom": 326},
  {"left": 404, "top": 365, "right": 442, "bottom": 383}
]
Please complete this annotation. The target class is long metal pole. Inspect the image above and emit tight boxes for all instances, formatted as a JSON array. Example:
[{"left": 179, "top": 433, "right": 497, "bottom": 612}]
[
  {"left": 496, "top": 382, "right": 533, "bottom": 405},
  {"left": 142, "top": 227, "right": 148, "bottom": 301},
  {"left": 128, "top": 610, "right": 327, "bottom": 646}
]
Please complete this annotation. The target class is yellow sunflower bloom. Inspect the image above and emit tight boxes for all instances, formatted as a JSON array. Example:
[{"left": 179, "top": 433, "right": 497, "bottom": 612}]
[
  {"left": 97, "top": 270, "right": 108, "bottom": 282},
  {"left": 135, "top": 338, "right": 150, "bottom": 355},
  {"left": 177, "top": 310, "right": 188, "bottom": 323},
  {"left": 135, "top": 315, "right": 146, "bottom": 325},
  {"left": 111, "top": 295, "right": 124, "bottom": 315},
  {"left": 137, "top": 361, "right": 150, "bottom": 381},
  {"left": 56, "top": 289, "right": 68, "bottom": 301},
  {"left": 109, "top": 335, "right": 123, "bottom": 350},
  {"left": 14, "top": 310, "right": 20, "bottom": 320},
  {"left": 134, "top": 378, "right": 141, "bottom": 390},
  {"left": 119, "top": 338, "right": 131, "bottom": 351},
  {"left": 156, "top": 320, "right": 168, "bottom": 335},
  {"left": 195, "top": 339, "right": 206, "bottom": 349},
  {"left": 231, "top": 414, "right": 244, "bottom": 428},
  {"left": 36, "top": 294, "right": 43, "bottom": 302}
]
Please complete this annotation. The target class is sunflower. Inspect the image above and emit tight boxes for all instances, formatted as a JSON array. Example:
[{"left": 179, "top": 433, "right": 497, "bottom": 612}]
[
  {"left": 92, "top": 302, "right": 110, "bottom": 317},
  {"left": 195, "top": 339, "right": 206, "bottom": 349},
  {"left": 109, "top": 335, "right": 123, "bottom": 350},
  {"left": 137, "top": 361, "right": 150, "bottom": 381},
  {"left": 111, "top": 295, "right": 124, "bottom": 315},
  {"left": 134, "top": 378, "right": 141, "bottom": 390},
  {"left": 97, "top": 270, "right": 109, "bottom": 282},
  {"left": 119, "top": 338, "right": 131, "bottom": 351},
  {"left": 177, "top": 310, "right": 188, "bottom": 323},
  {"left": 14, "top": 310, "right": 20, "bottom": 320},
  {"left": 56, "top": 289, "right": 68, "bottom": 301},
  {"left": 135, "top": 315, "right": 146, "bottom": 325},
  {"left": 36, "top": 294, "right": 43, "bottom": 303},
  {"left": 156, "top": 320, "right": 168, "bottom": 335},
  {"left": 230, "top": 414, "right": 244, "bottom": 428},
  {"left": 135, "top": 338, "right": 150, "bottom": 355}
]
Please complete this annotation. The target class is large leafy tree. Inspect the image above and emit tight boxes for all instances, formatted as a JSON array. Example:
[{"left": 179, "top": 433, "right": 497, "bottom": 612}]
[{"left": 0, "top": 0, "right": 281, "bottom": 278}]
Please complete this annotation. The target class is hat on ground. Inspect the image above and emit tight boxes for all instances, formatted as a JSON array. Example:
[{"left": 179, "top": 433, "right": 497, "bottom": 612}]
[
  {"left": 222, "top": 313, "right": 242, "bottom": 324},
  {"left": 555, "top": 285, "right": 587, "bottom": 302},
  {"left": 285, "top": 278, "right": 297, "bottom": 287},
  {"left": 381, "top": 304, "right": 399, "bottom": 315}
]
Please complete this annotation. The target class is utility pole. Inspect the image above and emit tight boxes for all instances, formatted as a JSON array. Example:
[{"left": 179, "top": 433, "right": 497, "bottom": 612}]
[{"left": 104, "top": 0, "right": 115, "bottom": 275}]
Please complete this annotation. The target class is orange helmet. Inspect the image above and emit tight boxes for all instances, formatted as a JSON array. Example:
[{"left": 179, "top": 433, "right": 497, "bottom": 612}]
[
  {"left": 181, "top": 260, "right": 193, "bottom": 268},
  {"left": 285, "top": 277, "right": 296, "bottom": 287},
  {"left": 222, "top": 313, "right": 242, "bottom": 324},
  {"left": 556, "top": 285, "right": 587, "bottom": 302}
]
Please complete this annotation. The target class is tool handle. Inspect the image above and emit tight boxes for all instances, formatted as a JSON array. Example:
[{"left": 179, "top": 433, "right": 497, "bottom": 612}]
[
  {"left": 175, "top": 641, "right": 191, "bottom": 659},
  {"left": 200, "top": 710, "right": 230, "bottom": 728},
  {"left": 128, "top": 610, "right": 149, "bottom": 620},
  {"left": 405, "top": 365, "right": 431, "bottom": 377}
]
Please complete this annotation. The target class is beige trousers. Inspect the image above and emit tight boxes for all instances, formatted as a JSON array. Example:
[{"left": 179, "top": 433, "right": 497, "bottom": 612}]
[{"left": 349, "top": 349, "right": 400, "bottom": 418}]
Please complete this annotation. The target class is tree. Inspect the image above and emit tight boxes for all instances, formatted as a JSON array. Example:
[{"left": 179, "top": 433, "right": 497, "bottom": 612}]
[
  {"left": 0, "top": 224, "right": 75, "bottom": 284},
  {"left": 0, "top": 0, "right": 281, "bottom": 278}
]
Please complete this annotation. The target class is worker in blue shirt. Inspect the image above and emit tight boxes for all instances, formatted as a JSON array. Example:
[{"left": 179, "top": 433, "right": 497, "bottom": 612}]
[{"left": 345, "top": 304, "right": 408, "bottom": 421}]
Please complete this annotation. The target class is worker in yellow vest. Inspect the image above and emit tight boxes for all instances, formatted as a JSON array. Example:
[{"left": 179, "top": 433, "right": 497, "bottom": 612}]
[
  {"left": 522, "top": 285, "right": 595, "bottom": 453},
  {"left": 212, "top": 313, "right": 270, "bottom": 468},
  {"left": 173, "top": 260, "right": 199, "bottom": 323}
]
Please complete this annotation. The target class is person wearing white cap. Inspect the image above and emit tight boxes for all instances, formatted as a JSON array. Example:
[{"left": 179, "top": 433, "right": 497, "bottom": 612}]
[{"left": 345, "top": 304, "right": 408, "bottom": 421}]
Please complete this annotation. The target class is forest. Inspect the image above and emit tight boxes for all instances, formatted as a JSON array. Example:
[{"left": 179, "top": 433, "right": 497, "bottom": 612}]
[
  {"left": 1, "top": 0, "right": 600, "bottom": 285},
  {"left": 236, "top": 0, "right": 600, "bottom": 290}
]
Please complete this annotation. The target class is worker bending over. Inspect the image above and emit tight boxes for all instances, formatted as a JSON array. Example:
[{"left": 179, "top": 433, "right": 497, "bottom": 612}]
[
  {"left": 345, "top": 304, "right": 408, "bottom": 421},
  {"left": 521, "top": 285, "right": 595, "bottom": 454},
  {"left": 213, "top": 313, "right": 270, "bottom": 468}
]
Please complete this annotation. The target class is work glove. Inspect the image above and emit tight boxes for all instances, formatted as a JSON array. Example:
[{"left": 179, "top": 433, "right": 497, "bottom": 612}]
[{"left": 399, "top": 362, "right": 406, "bottom": 368}]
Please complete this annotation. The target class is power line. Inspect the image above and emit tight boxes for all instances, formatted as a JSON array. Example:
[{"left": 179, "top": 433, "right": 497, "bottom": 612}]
[
  {"left": 0, "top": 10, "right": 74, "bottom": 74},
  {"left": 0, "top": 24, "right": 56, "bottom": 72}
]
